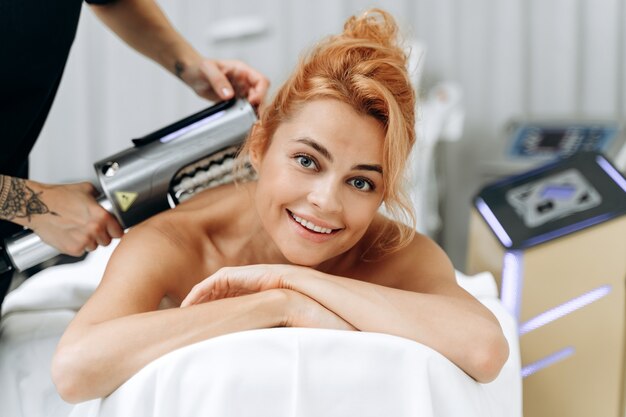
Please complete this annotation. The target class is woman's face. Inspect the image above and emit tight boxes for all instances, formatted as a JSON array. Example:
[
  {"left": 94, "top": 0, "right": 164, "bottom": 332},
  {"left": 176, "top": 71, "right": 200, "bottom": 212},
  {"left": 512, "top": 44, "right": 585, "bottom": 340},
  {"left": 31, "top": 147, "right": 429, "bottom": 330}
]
[{"left": 251, "top": 98, "right": 385, "bottom": 267}]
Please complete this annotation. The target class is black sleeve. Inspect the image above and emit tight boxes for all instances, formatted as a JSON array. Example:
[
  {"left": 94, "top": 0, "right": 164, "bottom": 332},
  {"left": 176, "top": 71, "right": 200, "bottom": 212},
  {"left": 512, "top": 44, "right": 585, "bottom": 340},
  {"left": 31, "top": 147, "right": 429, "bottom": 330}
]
[{"left": 85, "top": 0, "right": 117, "bottom": 4}]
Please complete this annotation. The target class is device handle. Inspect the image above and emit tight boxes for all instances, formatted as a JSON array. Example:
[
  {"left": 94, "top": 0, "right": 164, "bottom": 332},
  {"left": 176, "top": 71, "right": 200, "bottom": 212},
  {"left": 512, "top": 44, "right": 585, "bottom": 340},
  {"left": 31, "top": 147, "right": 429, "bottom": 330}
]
[{"left": 2, "top": 195, "right": 114, "bottom": 272}]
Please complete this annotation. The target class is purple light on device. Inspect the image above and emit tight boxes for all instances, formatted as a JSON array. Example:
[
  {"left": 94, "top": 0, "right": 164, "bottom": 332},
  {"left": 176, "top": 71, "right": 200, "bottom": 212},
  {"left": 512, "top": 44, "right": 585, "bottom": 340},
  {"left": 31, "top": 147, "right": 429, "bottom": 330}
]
[
  {"left": 596, "top": 155, "right": 626, "bottom": 192},
  {"left": 475, "top": 198, "right": 512, "bottom": 247},
  {"left": 521, "top": 347, "right": 575, "bottom": 378},
  {"left": 540, "top": 184, "right": 576, "bottom": 200},
  {"left": 160, "top": 111, "right": 226, "bottom": 144},
  {"left": 519, "top": 284, "right": 612, "bottom": 335}
]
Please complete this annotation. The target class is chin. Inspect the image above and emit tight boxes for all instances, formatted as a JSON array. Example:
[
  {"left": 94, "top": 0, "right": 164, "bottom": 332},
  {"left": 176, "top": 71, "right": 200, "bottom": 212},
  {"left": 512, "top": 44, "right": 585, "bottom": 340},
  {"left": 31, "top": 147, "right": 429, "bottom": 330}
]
[{"left": 279, "top": 248, "right": 326, "bottom": 268}]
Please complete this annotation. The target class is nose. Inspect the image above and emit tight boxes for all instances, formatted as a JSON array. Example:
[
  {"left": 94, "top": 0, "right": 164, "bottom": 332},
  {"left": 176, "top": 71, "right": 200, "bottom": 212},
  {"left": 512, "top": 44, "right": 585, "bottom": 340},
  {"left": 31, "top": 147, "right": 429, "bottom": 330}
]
[{"left": 307, "top": 177, "right": 342, "bottom": 214}]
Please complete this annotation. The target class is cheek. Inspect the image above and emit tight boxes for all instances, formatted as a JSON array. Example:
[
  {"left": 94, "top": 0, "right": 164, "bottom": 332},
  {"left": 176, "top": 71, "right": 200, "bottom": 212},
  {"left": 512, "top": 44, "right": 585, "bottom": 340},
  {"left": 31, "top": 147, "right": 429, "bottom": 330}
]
[
  {"left": 344, "top": 197, "right": 381, "bottom": 229},
  {"left": 255, "top": 162, "right": 299, "bottom": 214}
]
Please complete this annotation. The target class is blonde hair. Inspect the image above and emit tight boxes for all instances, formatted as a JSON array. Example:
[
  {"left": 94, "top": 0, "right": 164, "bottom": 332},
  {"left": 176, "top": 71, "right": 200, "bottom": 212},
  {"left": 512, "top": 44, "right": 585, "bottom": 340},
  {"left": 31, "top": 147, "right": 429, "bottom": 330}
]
[{"left": 240, "top": 8, "right": 416, "bottom": 254}]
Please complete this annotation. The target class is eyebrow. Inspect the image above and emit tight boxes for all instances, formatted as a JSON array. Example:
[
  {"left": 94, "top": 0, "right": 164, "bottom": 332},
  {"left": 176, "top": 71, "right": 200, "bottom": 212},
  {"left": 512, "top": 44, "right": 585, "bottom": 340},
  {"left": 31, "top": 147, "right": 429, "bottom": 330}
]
[{"left": 294, "top": 137, "right": 383, "bottom": 174}]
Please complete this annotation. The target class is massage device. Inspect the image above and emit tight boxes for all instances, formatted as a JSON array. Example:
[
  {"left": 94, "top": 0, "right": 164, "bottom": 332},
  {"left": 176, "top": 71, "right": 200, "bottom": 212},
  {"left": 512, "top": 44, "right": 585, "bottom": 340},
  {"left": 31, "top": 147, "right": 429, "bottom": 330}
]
[
  {"left": 466, "top": 152, "right": 626, "bottom": 417},
  {"left": 1, "top": 98, "right": 257, "bottom": 273}
]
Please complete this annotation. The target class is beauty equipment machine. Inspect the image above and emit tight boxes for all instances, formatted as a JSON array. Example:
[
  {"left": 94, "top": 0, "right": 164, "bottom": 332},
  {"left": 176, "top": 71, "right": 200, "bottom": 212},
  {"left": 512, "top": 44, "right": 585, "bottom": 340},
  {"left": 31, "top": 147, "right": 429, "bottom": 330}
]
[
  {"left": 466, "top": 152, "right": 626, "bottom": 417},
  {"left": 0, "top": 98, "right": 257, "bottom": 273}
]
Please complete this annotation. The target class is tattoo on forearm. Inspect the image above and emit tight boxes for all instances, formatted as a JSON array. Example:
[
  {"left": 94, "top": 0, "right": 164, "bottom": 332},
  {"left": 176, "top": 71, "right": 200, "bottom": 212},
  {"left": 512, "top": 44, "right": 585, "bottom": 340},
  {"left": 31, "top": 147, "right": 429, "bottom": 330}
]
[
  {"left": 0, "top": 176, "right": 58, "bottom": 222},
  {"left": 174, "top": 61, "right": 185, "bottom": 79}
]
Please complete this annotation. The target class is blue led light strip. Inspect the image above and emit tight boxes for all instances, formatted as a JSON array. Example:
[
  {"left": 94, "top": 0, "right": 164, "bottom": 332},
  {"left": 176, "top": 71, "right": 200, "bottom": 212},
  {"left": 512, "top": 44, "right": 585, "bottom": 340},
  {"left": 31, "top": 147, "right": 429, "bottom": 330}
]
[
  {"left": 597, "top": 155, "right": 626, "bottom": 192},
  {"left": 519, "top": 285, "right": 612, "bottom": 335},
  {"left": 521, "top": 347, "right": 575, "bottom": 378},
  {"left": 501, "top": 251, "right": 523, "bottom": 321},
  {"left": 475, "top": 198, "right": 512, "bottom": 247}
]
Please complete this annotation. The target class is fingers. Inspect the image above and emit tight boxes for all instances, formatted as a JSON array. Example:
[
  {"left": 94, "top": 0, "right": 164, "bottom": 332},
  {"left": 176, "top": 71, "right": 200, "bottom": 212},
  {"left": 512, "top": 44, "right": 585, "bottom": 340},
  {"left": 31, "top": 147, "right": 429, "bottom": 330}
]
[
  {"left": 84, "top": 240, "right": 98, "bottom": 253},
  {"left": 217, "top": 60, "right": 270, "bottom": 106},
  {"left": 181, "top": 268, "right": 241, "bottom": 307},
  {"left": 241, "top": 67, "right": 270, "bottom": 106},
  {"left": 181, "top": 281, "right": 214, "bottom": 307},
  {"left": 181, "top": 265, "right": 284, "bottom": 308},
  {"left": 105, "top": 214, "right": 124, "bottom": 239},
  {"left": 194, "top": 59, "right": 269, "bottom": 105},
  {"left": 200, "top": 60, "right": 235, "bottom": 101},
  {"left": 82, "top": 206, "right": 123, "bottom": 255}
]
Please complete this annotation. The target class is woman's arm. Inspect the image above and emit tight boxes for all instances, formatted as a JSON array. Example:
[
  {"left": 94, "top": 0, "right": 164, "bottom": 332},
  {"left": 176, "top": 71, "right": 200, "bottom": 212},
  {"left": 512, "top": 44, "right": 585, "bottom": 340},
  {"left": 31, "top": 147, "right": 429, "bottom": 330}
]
[
  {"left": 51, "top": 213, "right": 272, "bottom": 402},
  {"left": 53, "top": 288, "right": 284, "bottom": 403},
  {"left": 52, "top": 208, "right": 351, "bottom": 403},
  {"left": 183, "top": 236, "right": 510, "bottom": 383}
]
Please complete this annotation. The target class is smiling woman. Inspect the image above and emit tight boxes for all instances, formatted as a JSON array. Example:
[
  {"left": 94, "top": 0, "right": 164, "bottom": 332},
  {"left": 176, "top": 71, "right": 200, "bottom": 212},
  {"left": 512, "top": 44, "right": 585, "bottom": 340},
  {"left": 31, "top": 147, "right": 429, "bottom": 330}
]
[
  {"left": 249, "top": 99, "right": 386, "bottom": 267},
  {"left": 51, "top": 8, "right": 509, "bottom": 403}
]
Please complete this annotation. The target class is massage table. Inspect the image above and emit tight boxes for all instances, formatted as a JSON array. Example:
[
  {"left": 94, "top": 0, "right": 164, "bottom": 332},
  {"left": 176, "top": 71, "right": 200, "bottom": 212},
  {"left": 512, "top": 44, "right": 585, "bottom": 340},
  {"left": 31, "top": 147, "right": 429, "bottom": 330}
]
[{"left": 0, "top": 241, "right": 522, "bottom": 417}]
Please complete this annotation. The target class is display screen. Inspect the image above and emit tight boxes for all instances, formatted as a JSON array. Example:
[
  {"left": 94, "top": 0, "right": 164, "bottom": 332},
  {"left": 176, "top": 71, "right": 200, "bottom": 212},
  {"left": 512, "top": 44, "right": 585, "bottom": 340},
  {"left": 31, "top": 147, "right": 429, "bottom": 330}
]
[
  {"left": 537, "top": 130, "right": 567, "bottom": 149},
  {"left": 505, "top": 169, "right": 601, "bottom": 228}
]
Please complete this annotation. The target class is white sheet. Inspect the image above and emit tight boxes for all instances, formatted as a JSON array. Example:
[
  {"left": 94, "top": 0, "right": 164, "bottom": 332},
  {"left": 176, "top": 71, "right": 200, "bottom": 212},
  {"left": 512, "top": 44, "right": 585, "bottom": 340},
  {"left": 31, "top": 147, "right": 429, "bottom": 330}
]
[
  {"left": 0, "top": 243, "right": 521, "bottom": 417},
  {"left": 70, "top": 327, "right": 519, "bottom": 417},
  {"left": 0, "top": 310, "right": 76, "bottom": 417}
]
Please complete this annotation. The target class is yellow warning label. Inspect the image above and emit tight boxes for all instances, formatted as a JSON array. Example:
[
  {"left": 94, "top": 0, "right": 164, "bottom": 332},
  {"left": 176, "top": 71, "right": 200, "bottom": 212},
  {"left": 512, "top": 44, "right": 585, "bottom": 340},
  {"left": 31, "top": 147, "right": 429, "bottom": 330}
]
[{"left": 114, "top": 191, "right": 138, "bottom": 212}]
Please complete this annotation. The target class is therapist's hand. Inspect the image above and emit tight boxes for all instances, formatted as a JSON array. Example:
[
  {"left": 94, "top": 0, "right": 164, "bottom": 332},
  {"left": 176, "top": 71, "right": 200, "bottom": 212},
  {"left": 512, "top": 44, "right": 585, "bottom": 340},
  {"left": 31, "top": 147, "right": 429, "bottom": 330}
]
[
  {"left": 179, "top": 58, "right": 269, "bottom": 107},
  {"left": 14, "top": 180, "right": 124, "bottom": 256}
]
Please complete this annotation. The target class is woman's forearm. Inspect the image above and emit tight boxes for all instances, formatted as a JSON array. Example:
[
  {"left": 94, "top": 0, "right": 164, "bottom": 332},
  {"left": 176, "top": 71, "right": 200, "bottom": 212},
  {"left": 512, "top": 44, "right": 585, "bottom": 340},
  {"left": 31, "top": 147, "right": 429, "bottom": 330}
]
[
  {"left": 285, "top": 269, "right": 509, "bottom": 383},
  {"left": 52, "top": 290, "right": 286, "bottom": 403}
]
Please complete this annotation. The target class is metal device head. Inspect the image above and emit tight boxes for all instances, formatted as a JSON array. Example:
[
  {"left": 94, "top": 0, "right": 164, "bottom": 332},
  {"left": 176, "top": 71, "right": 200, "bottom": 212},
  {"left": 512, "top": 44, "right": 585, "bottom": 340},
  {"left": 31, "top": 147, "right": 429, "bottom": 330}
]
[
  {"left": 3, "top": 98, "right": 256, "bottom": 273},
  {"left": 94, "top": 98, "right": 257, "bottom": 228}
]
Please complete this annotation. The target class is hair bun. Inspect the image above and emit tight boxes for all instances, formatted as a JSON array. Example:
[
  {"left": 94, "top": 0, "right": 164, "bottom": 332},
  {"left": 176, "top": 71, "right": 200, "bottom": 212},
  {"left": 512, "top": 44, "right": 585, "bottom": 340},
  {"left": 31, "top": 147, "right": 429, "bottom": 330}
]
[{"left": 342, "top": 8, "right": 399, "bottom": 49}]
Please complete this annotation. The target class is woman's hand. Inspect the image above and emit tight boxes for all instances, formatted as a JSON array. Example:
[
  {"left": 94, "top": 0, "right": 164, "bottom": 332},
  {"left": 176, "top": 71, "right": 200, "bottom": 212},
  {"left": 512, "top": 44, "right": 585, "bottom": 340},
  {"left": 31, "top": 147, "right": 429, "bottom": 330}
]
[
  {"left": 278, "top": 289, "right": 356, "bottom": 330},
  {"left": 181, "top": 264, "right": 295, "bottom": 307},
  {"left": 181, "top": 265, "right": 355, "bottom": 330}
]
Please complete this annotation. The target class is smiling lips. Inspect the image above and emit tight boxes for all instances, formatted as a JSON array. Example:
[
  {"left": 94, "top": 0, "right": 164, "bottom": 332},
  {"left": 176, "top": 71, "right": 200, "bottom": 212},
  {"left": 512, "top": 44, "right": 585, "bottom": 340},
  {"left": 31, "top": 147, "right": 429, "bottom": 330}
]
[{"left": 288, "top": 210, "right": 338, "bottom": 234}]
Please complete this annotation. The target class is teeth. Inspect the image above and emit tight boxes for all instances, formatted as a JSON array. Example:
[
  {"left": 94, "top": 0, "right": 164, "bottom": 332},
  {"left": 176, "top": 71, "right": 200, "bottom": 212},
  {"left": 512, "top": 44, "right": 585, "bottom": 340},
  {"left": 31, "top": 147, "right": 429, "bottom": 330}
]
[{"left": 291, "top": 213, "right": 333, "bottom": 234}]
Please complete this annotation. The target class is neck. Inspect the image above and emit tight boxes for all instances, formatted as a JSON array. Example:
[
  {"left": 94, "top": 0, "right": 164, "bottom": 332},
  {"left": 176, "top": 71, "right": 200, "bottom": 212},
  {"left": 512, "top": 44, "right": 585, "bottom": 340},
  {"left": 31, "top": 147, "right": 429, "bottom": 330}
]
[{"left": 237, "top": 183, "right": 290, "bottom": 265}]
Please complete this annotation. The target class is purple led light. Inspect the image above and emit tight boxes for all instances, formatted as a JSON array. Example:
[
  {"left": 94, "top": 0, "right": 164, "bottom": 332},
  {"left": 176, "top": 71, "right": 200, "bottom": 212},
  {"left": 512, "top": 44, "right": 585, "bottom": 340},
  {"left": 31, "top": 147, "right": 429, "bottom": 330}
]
[
  {"left": 519, "top": 285, "right": 612, "bottom": 335},
  {"left": 540, "top": 184, "right": 576, "bottom": 200},
  {"left": 521, "top": 346, "right": 575, "bottom": 378},
  {"left": 501, "top": 251, "right": 523, "bottom": 321},
  {"left": 475, "top": 198, "right": 512, "bottom": 247},
  {"left": 597, "top": 155, "right": 626, "bottom": 192},
  {"left": 160, "top": 111, "right": 226, "bottom": 144}
]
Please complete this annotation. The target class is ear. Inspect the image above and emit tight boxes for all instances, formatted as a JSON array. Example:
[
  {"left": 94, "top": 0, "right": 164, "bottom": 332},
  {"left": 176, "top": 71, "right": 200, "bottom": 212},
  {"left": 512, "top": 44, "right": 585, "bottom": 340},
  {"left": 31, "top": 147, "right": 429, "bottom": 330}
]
[{"left": 249, "top": 144, "right": 261, "bottom": 171}]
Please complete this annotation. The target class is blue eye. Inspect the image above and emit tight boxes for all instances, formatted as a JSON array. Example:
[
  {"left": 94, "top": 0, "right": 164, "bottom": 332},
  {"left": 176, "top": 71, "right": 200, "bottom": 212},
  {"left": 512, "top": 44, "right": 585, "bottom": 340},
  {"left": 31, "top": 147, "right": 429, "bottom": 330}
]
[
  {"left": 296, "top": 155, "right": 317, "bottom": 170},
  {"left": 349, "top": 178, "right": 374, "bottom": 191}
]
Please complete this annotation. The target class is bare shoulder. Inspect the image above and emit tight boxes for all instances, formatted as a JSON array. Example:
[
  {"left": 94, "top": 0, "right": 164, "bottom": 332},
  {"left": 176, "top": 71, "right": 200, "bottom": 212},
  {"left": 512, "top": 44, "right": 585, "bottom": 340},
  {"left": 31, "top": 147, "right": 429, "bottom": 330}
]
[
  {"left": 92, "top": 182, "right": 252, "bottom": 307},
  {"left": 351, "top": 215, "right": 456, "bottom": 294},
  {"left": 147, "top": 181, "right": 253, "bottom": 242}
]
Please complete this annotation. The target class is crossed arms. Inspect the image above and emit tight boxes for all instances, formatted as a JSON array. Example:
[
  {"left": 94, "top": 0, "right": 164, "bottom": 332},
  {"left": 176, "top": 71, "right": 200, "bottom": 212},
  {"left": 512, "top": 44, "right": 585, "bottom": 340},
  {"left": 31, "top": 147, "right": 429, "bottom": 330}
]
[{"left": 52, "top": 196, "right": 508, "bottom": 403}]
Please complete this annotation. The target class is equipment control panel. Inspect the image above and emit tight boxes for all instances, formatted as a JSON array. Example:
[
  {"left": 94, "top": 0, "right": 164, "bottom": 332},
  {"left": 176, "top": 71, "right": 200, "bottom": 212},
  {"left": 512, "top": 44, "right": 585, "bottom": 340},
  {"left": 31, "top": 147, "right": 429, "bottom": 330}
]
[
  {"left": 474, "top": 152, "right": 626, "bottom": 249},
  {"left": 508, "top": 122, "right": 620, "bottom": 160}
]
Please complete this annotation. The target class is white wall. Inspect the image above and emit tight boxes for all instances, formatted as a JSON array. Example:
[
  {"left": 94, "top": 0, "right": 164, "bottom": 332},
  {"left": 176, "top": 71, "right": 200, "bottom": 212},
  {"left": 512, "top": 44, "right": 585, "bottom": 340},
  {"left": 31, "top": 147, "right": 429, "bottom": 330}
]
[{"left": 30, "top": 0, "right": 626, "bottom": 269}]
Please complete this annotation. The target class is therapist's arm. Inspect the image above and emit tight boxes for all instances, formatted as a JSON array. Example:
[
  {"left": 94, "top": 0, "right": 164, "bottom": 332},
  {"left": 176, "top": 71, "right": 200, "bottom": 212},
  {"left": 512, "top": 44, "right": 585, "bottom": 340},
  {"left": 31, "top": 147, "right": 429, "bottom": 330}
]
[
  {"left": 89, "top": 0, "right": 269, "bottom": 105},
  {"left": 0, "top": 175, "right": 122, "bottom": 255}
]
